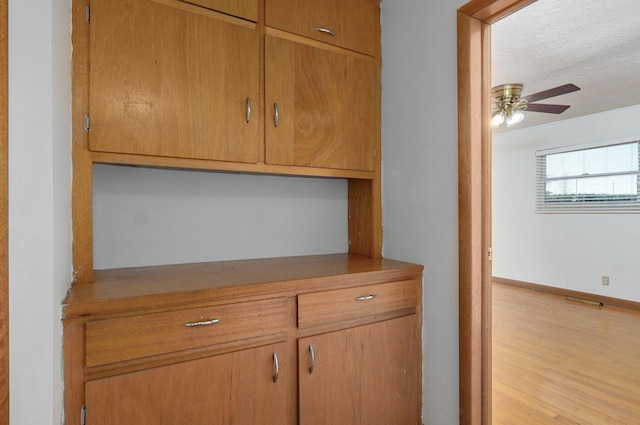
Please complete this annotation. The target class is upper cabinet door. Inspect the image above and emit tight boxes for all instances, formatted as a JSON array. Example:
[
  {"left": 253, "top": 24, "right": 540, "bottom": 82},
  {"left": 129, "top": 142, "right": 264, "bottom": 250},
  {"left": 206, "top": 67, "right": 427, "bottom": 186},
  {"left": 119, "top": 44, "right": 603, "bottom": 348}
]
[
  {"left": 265, "top": 0, "right": 379, "bottom": 56},
  {"left": 265, "top": 36, "right": 377, "bottom": 172},
  {"left": 179, "top": 0, "right": 258, "bottom": 22},
  {"left": 89, "top": 0, "right": 260, "bottom": 163}
]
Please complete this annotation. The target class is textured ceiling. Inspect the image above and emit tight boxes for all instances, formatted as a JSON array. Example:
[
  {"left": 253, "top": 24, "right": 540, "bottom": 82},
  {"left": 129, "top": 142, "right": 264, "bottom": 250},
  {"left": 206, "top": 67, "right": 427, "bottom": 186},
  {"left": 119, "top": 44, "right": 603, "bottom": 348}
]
[{"left": 491, "top": 0, "right": 640, "bottom": 131}]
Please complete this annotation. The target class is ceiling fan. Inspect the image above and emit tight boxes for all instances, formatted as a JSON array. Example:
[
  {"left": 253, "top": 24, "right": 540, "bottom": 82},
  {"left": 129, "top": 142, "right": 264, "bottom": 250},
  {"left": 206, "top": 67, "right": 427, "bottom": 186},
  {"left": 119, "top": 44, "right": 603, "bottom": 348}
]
[{"left": 491, "top": 83, "right": 581, "bottom": 128}]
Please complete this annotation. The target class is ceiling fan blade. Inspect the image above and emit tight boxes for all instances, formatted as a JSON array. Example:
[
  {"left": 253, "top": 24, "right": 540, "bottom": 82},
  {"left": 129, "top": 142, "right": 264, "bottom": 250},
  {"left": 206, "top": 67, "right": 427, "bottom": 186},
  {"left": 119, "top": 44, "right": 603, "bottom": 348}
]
[
  {"left": 525, "top": 103, "right": 571, "bottom": 114},
  {"left": 521, "top": 83, "right": 580, "bottom": 103}
]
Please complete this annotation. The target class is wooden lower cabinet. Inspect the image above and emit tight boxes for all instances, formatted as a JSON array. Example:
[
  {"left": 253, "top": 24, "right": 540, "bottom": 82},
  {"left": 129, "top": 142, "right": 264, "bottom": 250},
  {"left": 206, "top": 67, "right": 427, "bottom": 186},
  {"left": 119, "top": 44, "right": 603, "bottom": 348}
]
[
  {"left": 63, "top": 255, "right": 423, "bottom": 425},
  {"left": 85, "top": 342, "right": 287, "bottom": 425},
  {"left": 298, "top": 315, "right": 420, "bottom": 425}
]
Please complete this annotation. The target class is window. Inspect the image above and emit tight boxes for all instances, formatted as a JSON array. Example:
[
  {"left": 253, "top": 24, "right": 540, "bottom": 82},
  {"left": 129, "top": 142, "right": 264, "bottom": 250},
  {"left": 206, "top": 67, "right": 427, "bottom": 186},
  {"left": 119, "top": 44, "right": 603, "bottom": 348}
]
[{"left": 536, "top": 138, "right": 640, "bottom": 212}]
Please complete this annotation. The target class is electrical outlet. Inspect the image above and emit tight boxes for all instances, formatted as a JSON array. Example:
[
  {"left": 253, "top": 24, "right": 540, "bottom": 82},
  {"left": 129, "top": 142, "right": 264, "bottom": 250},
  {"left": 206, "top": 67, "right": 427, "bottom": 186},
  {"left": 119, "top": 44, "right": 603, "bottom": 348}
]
[{"left": 602, "top": 276, "right": 610, "bottom": 286}]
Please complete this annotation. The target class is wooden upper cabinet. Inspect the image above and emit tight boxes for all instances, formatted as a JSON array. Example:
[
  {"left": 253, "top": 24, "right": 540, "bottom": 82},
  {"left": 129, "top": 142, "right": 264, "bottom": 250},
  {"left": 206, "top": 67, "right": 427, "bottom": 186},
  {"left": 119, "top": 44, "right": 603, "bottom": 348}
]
[
  {"left": 265, "top": 35, "right": 377, "bottom": 171},
  {"left": 88, "top": 0, "right": 260, "bottom": 163},
  {"left": 179, "top": 0, "right": 258, "bottom": 22},
  {"left": 265, "top": 0, "right": 379, "bottom": 56}
]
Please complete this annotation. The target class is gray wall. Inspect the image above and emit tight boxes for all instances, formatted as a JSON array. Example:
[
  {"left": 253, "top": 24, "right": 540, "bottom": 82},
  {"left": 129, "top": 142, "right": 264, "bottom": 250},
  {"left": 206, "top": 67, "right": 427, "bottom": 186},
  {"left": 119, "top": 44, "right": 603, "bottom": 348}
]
[
  {"left": 93, "top": 165, "right": 348, "bottom": 269},
  {"left": 9, "top": 0, "right": 71, "bottom": 423},
  {"left": 381, "top": 1, "right": 466, "bottom": 423}
]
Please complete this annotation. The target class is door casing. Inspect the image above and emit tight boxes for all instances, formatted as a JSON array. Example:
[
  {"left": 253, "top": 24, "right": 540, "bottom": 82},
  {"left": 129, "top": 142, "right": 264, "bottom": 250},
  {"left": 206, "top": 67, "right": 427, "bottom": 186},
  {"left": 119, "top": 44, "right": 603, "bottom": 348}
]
[{"left": 457, "top": 1, "right": 536, "bottom": 424}]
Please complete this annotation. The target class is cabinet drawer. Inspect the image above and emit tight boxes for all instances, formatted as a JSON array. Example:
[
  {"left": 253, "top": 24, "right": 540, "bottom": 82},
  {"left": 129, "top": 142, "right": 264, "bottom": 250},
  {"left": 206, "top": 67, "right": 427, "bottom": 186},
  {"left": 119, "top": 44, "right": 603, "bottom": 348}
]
[
  {"left": 266, "top": 0, "right": 379, "bottom": 56},
  {"left": 180, "top": 0, "right": 258, "bottom": 22},
  {"left": 297, "top": 280, "right": 418, "bottom": 329},
  {"left": 86, "top": 298, "right": 287, "bottom": 367}
]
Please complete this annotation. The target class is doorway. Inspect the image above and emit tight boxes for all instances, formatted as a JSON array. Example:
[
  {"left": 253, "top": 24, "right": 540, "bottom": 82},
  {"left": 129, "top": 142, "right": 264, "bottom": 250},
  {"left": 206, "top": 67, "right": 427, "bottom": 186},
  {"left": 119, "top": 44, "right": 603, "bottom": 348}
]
[
  {"left": 457, "top": 1, "right": 534, "bottom": 424},
  {"left": 459, "top": 1, "right": 640, "bottom": 424}
]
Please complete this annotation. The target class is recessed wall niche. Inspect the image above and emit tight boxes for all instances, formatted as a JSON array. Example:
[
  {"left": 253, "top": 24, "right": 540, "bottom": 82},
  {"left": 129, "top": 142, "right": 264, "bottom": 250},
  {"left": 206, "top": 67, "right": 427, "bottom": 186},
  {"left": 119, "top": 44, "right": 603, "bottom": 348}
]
[{"left": 92, "top": 164, "right": 349, "bottom": 269}]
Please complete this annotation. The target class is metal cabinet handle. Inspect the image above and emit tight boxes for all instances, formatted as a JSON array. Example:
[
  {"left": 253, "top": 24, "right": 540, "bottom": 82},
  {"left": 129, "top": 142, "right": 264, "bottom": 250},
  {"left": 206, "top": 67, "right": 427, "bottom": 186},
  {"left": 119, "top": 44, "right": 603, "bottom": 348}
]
[
  {"left": 273, "top": 352, "right": 279, "bottom": 383},
  {"left": 184, "top": 318, "right": 220, "bottom": 327},
  {"left": 274, "top": 102, "right": 279, "bottom": 127},
  {"left": 355, "top": 294, "right": 377, "bottom": 301},
  {"left": 246, "top": 97, "right": 251, "bottom": 123},
  {"left": 315, "top": 27, "right": 335, "bottom": 36},
  {"left": 308, "top": 345, "right": 315, "bottom": 374}
]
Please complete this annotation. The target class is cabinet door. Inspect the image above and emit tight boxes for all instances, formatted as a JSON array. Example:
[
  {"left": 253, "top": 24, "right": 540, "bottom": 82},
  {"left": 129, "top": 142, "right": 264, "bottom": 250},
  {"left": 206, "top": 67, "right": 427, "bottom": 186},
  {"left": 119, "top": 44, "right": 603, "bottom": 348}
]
[
  {"left": 266, "top": 0, "right": 379, "bottom": 56},
  {"left": 265, "top": 36, "right": 376, "bottom": 171},
  {"left": 89, "top": 0, "right": 260, "bottom": 163},
  {"left": 179, "top": 0, "right": 258, "bottom": 22},
  {"left": 85, "top": 342, "right": 287, "bottom": 425},
  {"left": 298, "top": 316, "right": 420, "bottom": 425}
]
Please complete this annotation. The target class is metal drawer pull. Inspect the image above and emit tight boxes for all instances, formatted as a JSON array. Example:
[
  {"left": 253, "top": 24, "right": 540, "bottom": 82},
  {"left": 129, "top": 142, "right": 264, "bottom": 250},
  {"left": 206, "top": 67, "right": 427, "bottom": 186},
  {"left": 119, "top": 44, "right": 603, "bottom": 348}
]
[
  {"left": 273, "top": 352, "right": 279, "bottom": 383},
  {"left": 246, "top": 97, "right": 251, "bottom": 123},
  {"left": 308, "top": 345, "right": 315, "bottom": 374},
  {"left": 355, "top": 294, "right": 377, "bottom": 301},
  {"left": 315, "top": 27, "right": 336, "bottom": 36},
  {"left": 274, "top": 102, "right": 279, "bottom": 127},
  {"left": 184, "top": 318, "right": 220, "bottom": 327}
]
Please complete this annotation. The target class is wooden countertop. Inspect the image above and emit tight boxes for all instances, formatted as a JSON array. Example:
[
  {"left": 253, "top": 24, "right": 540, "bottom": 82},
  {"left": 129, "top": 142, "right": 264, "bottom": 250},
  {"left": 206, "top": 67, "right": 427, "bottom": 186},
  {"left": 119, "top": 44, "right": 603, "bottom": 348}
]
[{"left": 62, "top": 253, "right": 423, "bottom": 320}]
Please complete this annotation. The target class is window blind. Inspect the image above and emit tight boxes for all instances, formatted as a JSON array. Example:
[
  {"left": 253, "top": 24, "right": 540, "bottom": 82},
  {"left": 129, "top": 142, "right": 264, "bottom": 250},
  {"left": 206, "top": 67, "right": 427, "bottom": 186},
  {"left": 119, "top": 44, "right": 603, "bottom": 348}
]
[{"left": 535, "top": 138, "right": 640, "bottom": 213}]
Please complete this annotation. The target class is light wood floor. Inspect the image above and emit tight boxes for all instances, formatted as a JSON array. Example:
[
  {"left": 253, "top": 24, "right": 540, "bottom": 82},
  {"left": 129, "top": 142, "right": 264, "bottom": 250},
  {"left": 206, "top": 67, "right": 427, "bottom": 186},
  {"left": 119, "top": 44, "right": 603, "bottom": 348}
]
[{"left": 492, "top": 282, "right": 640, "bottom": 425}]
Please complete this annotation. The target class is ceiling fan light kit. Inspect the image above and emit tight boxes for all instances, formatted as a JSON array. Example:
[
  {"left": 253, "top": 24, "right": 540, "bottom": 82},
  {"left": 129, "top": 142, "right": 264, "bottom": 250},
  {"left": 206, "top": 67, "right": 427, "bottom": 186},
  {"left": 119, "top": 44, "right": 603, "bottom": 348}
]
[
  {"left": 491, "top": 83, "right": 580, "bottom": 129},
  {"left": 491, "top": 108, "right": 526, "bottom": 128},
  {"left": 491, "top": 83, "right": 528, "bottom": 128}
]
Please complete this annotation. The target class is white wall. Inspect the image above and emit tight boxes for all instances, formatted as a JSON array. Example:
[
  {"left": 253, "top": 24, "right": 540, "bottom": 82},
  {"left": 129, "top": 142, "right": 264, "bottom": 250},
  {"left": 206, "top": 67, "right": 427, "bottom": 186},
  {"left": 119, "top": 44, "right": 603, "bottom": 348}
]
[
  {"left": 493, "top": 104, "right": 640, "bottom": 302},
  {"left": 8, "top": 0, "right": 72, "bottom": 424},
  {"left": 381, "top": 1, "right": 465, "bottom": 424}
]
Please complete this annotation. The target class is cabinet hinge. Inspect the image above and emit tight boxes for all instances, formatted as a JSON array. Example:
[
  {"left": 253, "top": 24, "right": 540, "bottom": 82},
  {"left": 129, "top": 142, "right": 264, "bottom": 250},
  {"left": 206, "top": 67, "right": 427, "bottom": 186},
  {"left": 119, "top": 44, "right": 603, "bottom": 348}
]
[
  {"left": 373, "top": 148, "right": 377, "bottom": 158},
  {"left": 84, "top": 114, "right": 90, "bottom": 132},
  {"left": 85, "top": 5, "right": 90, "bottom": 23},
  {"left": 488, "top": 247, "right": 493, "bottom": 261},
  {"left": 81, "top": 404, "right": 86, "bottom": 425}
]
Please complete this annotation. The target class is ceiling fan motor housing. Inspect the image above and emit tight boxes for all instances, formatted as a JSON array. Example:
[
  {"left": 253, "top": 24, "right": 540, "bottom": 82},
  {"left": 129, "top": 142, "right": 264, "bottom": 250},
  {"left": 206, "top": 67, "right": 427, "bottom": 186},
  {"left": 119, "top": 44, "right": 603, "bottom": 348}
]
[{"left": 492, "top": 83, "right": 524, "bottom": 103}]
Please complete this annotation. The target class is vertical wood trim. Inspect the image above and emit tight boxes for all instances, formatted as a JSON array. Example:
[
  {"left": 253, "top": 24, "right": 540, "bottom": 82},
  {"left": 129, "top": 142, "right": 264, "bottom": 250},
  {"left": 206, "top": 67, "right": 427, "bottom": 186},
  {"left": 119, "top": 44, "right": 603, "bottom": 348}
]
[
  {"left": 0, "top": 0, "right": 8, "bottom": 421},
  {"left": 457, "top": 11, "right": 485, "bottom": 425},
  {"left": 257, "top": 0, "right": 266, "bottom": 164},
  {"left": 348, "top": 179, "right": 373, "bottom": 257},
  {"left": 480, "top": 20, "right": 493, "bottom": 425},
  {"left": 458, "top": 1, "right": 532, "bottom": 424},
  {"left": 71, "top": 0, "right": 94, "bottom": 284},
  {"left": 63, "top": 324, "right": 85, "bottom": 425},
  {"left": 286, "top": 297, "right": 298, "bottom": 425},
  {"left": 372, "top": 1, "right": 383, "bottom": 259},
  {"left": 348, "top": 3, "right": 382, "bottom": 260}
]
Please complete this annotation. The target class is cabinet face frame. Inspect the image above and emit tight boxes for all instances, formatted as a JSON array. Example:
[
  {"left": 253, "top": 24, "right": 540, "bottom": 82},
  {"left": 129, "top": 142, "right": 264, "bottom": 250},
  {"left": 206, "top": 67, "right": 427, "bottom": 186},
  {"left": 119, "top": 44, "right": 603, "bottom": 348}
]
[{"left": 70, "top": 0, "right": 382, "bottom": 284}]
